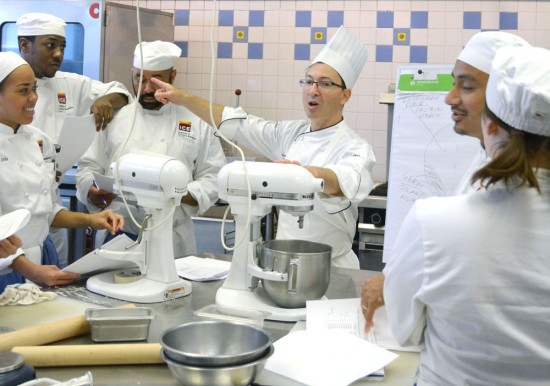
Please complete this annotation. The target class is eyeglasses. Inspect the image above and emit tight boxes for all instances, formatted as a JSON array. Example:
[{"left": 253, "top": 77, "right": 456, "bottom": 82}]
[{"left": 299, "top": 79, "right": 345, "bottom": 90}]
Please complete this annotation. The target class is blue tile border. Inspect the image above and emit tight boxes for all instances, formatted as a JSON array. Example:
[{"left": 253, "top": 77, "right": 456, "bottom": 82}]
[
  {"left": 174, "top": 10, "right": 190, "bottom": 26},
  {"left": 248, "top": 43, "right": 263, "bottom": 59},
  {"left": 233, "top": 26, "right": 248, "bottom": 43},
  {"left": 410, "top": 46, "right": 427, "bottom": 64},
  {"left": 249, "top": 10, "right": 265, "bottom": 27},
  {"left": 463, "top": 11, "right": 481, "bottom": 29},
  {"left": 296, "top": 11, "right": 312, "bottom": 27},
  {"left": 394, "top": 29, "right": 410, "bottom": 46},
  {"left": 376, "top": 45, "right": 393, "bottom": 62},
  {"left": 499, "top": 12, "right": 518, "bottom": 30},
  {"left": 175, "top": 41, "right": 188, "bottom": 58},
  {"left": 411, "top": 11, "right": 428, "bottom": 29},
  {"left": 377, "top": 11, "right": 394, "bottom": 28},
  {"left": 327, "top": 11, "right": 344, "bottom": 28},
  {"left": 294, "top": 43, "right": 310, "bottom": 61},
  {"left": 219, "top": 10, "right": 234, "bottom": 26},
  {"left": 311, "top": 28, "right": 327, "bottom": 44},
  {"left": 217, "top": 42, "right": 232, "bottom": 59}
]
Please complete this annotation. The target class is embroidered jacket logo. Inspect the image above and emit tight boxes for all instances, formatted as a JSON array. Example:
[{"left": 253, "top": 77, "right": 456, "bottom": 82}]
[
  {"left": 57, "top": 92, "right": 66, "bottom": 104},
  {"left": 178, "top": 121, "right": 191, "bottom": 132}
]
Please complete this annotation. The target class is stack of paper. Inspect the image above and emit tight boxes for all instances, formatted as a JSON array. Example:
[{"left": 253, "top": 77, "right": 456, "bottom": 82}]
[{"left": 175, "top": 256, "right": 230, "bottom": 281}]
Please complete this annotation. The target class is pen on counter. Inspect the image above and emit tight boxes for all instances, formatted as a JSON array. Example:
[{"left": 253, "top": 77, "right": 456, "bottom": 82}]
[{"left": 93, "top": 180, "right": 108, "bottom": 206}]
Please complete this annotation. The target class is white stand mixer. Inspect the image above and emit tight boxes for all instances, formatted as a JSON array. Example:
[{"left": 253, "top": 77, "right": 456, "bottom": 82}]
[
  {"left": 86, "top": 153, "right": 193, "bottom": 303},
  {"left": 215, "top": 161, "right": 324, "bottom": 321}
]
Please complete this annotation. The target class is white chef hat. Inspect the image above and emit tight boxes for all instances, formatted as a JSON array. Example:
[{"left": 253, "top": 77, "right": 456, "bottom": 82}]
[
  {"left": 457, "top": 31, "right": 530, "bottom": 74},
  {"left": 16, "top": 13, "right": 66, "bottom": 38},
  {"left": 0, "top": 52, "right": 29, "bottom": 84},
  {"left": 311, "top": 26, "right": 367, "bottom": 89},
  {"left": 133, "top": 41, "right": 182, "bottom": 71},
  {"left": 486, "top": 46, "right": 550, "bottom": 137}
]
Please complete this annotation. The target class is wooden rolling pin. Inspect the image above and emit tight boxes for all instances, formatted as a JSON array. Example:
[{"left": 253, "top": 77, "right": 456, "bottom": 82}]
[
  {"left": 12, "top": 343, "right": 163, "bottom": 367},
  {"left": 0, "top": 303, "right": 135, "bottom": 351}
]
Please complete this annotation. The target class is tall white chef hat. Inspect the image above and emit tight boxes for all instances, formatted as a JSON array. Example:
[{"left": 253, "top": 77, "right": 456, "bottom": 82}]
[
  {"left": 311, "top": 26, "right": 367, "bottom": 89},
  {"left": 457, "top": 31, "right": 530, "bottom": 74},
  {"left": 133, "top": 41, "right": 182, "bottom": 71},
  {"left": 486, "top": 46, "right": 550, "bottom": 137},
  {"left": 0, "top": 52, "right": 29, "bottom": 84},
  {"left": 17, "top": 13, "right": 66, "bottom": 38}
]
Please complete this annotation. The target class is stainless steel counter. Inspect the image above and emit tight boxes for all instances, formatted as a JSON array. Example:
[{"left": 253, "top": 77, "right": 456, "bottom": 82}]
[{"left": 24, "top": 259, "right": 418, "bottom": 385}]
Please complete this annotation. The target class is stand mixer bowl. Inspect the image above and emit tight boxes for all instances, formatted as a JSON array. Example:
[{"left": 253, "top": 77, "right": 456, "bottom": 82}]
[{"left": 259, "top": 239, "right": 331, "bottom": 308}]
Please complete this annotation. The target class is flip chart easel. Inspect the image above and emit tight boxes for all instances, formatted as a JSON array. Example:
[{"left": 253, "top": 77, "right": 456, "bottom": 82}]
[{"left": 383, "top": 65, "right": 481, "bottom": 263}]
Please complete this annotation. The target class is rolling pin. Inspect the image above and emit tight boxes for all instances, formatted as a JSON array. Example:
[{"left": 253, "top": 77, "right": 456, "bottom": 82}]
[
  {"left": 12, "top": 343, "right": 163, "bottom": 367},
  {"left": 0, "top": 304, "right": 135, "bottom": 351}
]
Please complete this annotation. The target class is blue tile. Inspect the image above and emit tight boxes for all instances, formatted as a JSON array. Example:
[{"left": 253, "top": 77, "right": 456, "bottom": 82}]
[
  {"left": 249, "top": 10, "right": 264, "bottom": 27},
  {"left": 376, "top": 45, "right": 393, "bottom": 62},
  {"left": 233, "top": 27, "right": 248, "bottom": 43},
  {"left": 248, "top": 43, "right": 263, "bottom": 59},
  {"left": 500, "top": 12, "right": 518, "bottom": 30},
  {"left": 393, "top": 29, "right": 410, "bottom": 46},
  {"left": 294, "top": 44, "right": 310, "bottom": 61},
  {"left": 411, "top": 11, "right": 428, "bottom": 29},
  {"left": 219, "top": 10, "right": 234, "bottom": 27},
  {"left": 311, "top": 28, "right": 327, "bottom": 44},
  {"left": 296, "top": 11, "right": 311, "bottom": 27},
  {"left": 328, "top": 11, "right": 344, "bottom": 28},
  {"left": 217, "top": 42, "right": 232, "bottom": 59},
  {"left": 174, "top": 10, "right": 190, "bottom": 26},
  {"left": 377, "top": 11, "right": 394, "bottom": 28},
  {"left": 174, "top": 41, "right": 188, "bottom": 58},
  {"left": 463, "top": 11, "right": 481, "bottom": 30},
  {"left": 410, "top": 46, "right": 427, "bottom": 64}
]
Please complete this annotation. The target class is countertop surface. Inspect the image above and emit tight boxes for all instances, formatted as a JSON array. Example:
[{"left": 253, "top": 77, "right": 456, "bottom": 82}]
[{"left": 0, "top": 257, "right": 419, "bottom": 386}]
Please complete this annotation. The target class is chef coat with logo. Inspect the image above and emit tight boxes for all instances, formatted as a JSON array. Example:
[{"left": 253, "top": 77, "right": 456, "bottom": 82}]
[
  {"left": 220, "top": 107, "right": 376, "bottom": 268},
  {"left": 76, "top": 102, "right": 226, "bottom": 258},
  {"left": 0, "top": 123, "right": 64, "bottom": 265}
]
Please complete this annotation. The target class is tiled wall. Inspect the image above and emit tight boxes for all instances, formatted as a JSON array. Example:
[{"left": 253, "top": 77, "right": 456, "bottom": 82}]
[{"left": 111, "top": 0, "right": 550, "bottom": 183}]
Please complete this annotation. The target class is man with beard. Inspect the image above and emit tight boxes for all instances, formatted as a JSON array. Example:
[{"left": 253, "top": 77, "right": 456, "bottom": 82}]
[
  {"left": 17, "top": 13, "right": 131, "bottom": 267},
  {"left": 75, "top": 41, "right": 226, "bottom": 257}
]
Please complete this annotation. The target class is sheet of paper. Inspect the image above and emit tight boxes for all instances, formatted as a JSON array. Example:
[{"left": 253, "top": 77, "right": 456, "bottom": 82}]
[
  {"left": 93, "top": 172, "right": 114, "bottom": 193},
  {"left": 62, "top": 234, "right": 138, "bottom": 275},
  {"left": 306, "top": 298, "right": 421, "bottom": 353},
  {"left": 0, "top": 209, "right": 31, "bottom": 240},
  {"left": 265, "top": 330, "right": 398, "bottom": 386},
  {"left": 175, "top": 255, "right": 230, "bottom": 281},
  {"left": 56, "top": 114, "right": 96, "bottom": 174}
]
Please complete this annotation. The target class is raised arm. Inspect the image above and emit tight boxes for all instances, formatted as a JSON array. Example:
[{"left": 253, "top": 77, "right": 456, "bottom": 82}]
[{"left": 151, "top": 78, "right": 224, "bottom": 128}]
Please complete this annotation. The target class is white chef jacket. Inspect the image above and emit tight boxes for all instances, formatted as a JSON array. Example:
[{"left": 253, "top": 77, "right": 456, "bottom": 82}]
[
  {"left": 220, "top": 107, "right": 376, "bottom": 268},
  {"left": 76, "top": 102, "right": 226, "bottom": 258},
  {"left": 0, "top": 123, "right": 64, "bottom": 265},
  {"left": 384, "top": 169, "right": 550, "bottom": 385},
  {"left": 33, "top": 71, "right": 131, "bottom": 143},
  {"left": 454, "top": 147, "right": 490, "bottom": 195}
]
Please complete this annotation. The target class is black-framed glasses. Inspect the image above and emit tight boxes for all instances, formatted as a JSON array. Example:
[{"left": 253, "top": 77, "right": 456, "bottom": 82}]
[{"left": 299, "top": 79, "right": 345, "bottom": 90}]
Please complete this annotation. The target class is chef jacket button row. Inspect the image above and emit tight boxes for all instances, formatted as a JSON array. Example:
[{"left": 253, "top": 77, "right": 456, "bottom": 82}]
[
  {"left": 24, "top": 192, "right": 29, "bottom": 198},
  {"left": 42, "top": 189, "right": 49, "bottom": 196},
  {"left": 35, "top": 160, "right": 44, "bottom": 167}
]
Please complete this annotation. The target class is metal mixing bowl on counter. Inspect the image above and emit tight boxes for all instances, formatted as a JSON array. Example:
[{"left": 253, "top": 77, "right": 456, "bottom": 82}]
[
  {"left": 259, "top": 239, "right": 331, "bottom": 308},
  {"left": 161, "top": 346, "right": 274, "bottom": 386},
  {"left": 160, "top": 321, "right": 272, "bottom": 367}
]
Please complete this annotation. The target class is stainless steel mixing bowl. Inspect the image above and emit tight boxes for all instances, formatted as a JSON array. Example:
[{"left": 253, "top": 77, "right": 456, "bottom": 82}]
[
  {"left": 160, "top": 321, "right": 272, "bottom": 367},
  {"left": 259, "top": 239, "right": 332, "bottom": 308},
  {"left": 161, "top": 345, "right": 274, "bottom": 386}
]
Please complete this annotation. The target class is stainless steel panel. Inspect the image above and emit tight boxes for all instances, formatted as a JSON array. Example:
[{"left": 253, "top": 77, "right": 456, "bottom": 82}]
[{"left": 103, "top": 3, "right": 174, "bottom": 91}]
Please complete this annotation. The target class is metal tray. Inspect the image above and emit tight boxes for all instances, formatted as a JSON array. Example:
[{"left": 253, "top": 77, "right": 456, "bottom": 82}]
[{"left": 85, "top": 307, "right": 154, "bottom": 342}]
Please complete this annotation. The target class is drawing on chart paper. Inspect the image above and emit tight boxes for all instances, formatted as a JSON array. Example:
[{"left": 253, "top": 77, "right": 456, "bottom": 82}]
[{"left": 383, "top": 66, "right": 481, "bottom": 263}]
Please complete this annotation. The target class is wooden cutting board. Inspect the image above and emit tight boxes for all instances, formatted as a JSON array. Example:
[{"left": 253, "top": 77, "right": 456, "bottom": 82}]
[{"left": 0, "top": 296, "right": 99, "bottom": 330}]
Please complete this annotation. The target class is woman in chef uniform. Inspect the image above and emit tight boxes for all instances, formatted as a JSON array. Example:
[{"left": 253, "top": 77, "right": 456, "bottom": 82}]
[
  {"left": 383, "top": 46, "right": 550, "bottom": 385},
  {"left": 0, "top": 52, "right": 124, "bottom": 292}
]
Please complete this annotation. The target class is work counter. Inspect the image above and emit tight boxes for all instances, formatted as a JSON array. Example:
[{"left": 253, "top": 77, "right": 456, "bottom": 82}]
[{"left": 0, "top": 259, "right": 419, "bottom": 385}]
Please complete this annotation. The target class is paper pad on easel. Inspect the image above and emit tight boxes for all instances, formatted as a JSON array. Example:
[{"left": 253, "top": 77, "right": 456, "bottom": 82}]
[{"left": 265, "top": 330, "right": 398, "bottom": 386}]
